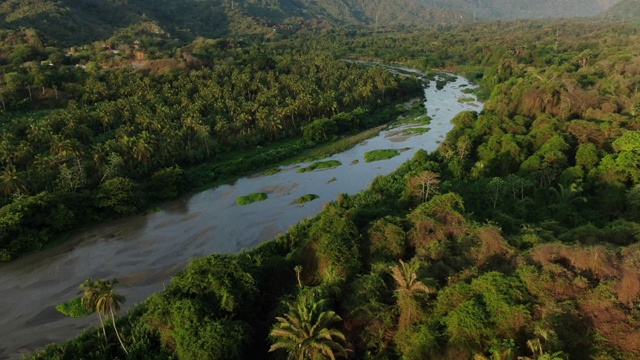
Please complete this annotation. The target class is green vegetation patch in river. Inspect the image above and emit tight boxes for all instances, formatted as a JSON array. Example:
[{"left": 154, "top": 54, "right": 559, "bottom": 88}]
[
  {"left": 55, "top": 298, "right": 93, "bottom": 318},
  {"left": 297, "top": 160, "right": 342, "bottom": 173},
  {"left": 364, "top": 149, "right": 401, "bottom": 162},
  {"left": 295, "top": 194, "right": 320, "bottom": 204},
  {"left": 402, "top": 127, "right": 431, "bottom": 135},
  {"left": 236, "top": 192, "right": 268, "bottom": 205}
]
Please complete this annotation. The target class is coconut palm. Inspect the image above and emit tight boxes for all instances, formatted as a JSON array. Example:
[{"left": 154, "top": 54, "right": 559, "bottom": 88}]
[
  {"left": 548, "top": 183, "right": 587, "bottom": 205},
  {"left": 269, "top": 295, "right": 347, "bottom": 360},
  {"left": 0, "top": 164, "right": 25, "bottom": 195},
  {"left": 79, "top": 278, "right": 108, "bottom": 343},
  {"left": 519, "top": 328, "right": 567, "bottom": 360},
  {"left": 96, "top": 279, "right": 129, "bottom": 355},
  {"left": 79, "top": 278, "right": 129, "bottom": 354},
  {"left": 390, "top": 259, "right": 435, "bottom": 330}
]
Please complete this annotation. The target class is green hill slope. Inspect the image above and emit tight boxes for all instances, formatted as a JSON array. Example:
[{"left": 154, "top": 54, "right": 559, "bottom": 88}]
[
  {"left": 602, "top": 0, "right": 640, "bottom": 18},
  {"left": 0, "top": 0, "right": 468, "bottom": 45},
  {"left": 0, "top": 0, "right": 628, "bottom": 46}
]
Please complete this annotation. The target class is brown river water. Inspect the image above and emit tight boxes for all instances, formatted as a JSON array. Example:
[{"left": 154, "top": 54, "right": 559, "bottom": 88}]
[{"left": 0, "top": 74, "right": 482, "bottom": 359}]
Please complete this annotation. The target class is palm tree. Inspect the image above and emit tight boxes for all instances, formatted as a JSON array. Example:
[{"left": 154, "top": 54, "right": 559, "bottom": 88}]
[
  {"left": 269, "top": 295, "right": 347, "bottom": 360},
  {"left": 79, "top": 278, "right": 107, "bottom": 342},
  {"left": 132, "top": 138, "right": 153, "bottom": 165},
  {"left": 390, "top": 260, "right": 435, "bottom": 330},
  {"left": 0, "top": 164, "right": 25, "bottom": 195},
  {"left": 97, "top": 279, "right": 129, "bottom": 355},
  {"left": 79, "top": 278, "right": 129, "bottom": 355},
  {"left": 548, "top": 183, "right": 587, "bottom": 205},
  {"left": 519, "top": 328, "right": 568, "bottom": 360}
]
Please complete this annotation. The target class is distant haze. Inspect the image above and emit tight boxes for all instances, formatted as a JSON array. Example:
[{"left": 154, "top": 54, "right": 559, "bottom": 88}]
[
  {"left": 602, "top": 0, "right": 640, "bottom": 18},
  {"left": 420, "top": 0, "right": 622, "bottom": 19}
]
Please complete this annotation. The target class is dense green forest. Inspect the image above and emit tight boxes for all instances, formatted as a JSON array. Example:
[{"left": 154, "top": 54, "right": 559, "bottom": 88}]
[
  {"left": 0, "top": 0, "right": 625, "bottom": 47},
  {"left": 0, "top": 31, "right": 424, "bottom": 261},
  {"left": 20, "top": 14, "right": 640, "bottom": 360},
  {"left": 0, "top": 0, "right": 469, "bottom": 46}
]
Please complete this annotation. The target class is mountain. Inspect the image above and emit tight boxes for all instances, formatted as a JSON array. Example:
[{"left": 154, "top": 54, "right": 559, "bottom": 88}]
[
  {"left": 0, "top": 0, "right": 468, "bottom": 46},
  {"left": 420, "top": 0, "right": 622, "bottom": 20},
  {"left": 0, "top": 0, "right": 627, "bottom": 46},
  {"left": 602, "top": 0, "right": 640, "bottom": 18}
]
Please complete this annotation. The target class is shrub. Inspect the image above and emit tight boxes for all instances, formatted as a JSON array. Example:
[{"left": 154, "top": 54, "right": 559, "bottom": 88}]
[
  {"left": 302, "top": 117, "right": 338, "bottom": 142},
  {"left": 310, "top": 207, "right": 361, "bottom": 284},
  {"left": 148, "top": 166, "right": 185, "bottom": 201},
  {"left": 56, "top": 297, "right": 93, "bottom": 318},
  {"left": 368, "top": 217, "right": 406, "bottom": 261},
  {"left": 95, "top": 177, "right": 142, "bottom": 216}
]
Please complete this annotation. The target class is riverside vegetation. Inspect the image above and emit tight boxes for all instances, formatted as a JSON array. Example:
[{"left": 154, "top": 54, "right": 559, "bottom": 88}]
[
  {"left": 6, "top": 3, "right": 640, "bottom": 360},
  {"left": 0, "top": 33, "right": 421, "bottom": 261}
]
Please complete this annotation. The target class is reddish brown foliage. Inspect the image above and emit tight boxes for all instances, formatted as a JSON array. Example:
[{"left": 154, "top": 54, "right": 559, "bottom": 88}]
[
  {"left": 522, "top": 243, "right": 640, "bottom": 355},
  {"left": 616, "top": 266, "right": 640, "bottom": 306},
  {"left": 411, "top": 218, "right": 446, "bottom": 248},
  {"left": 567, "top": 120, "right": 606, "bottom": 147},
  {"left": 527, "top": 262, "right": 584, "bottom": 300},
  {"left": 408, "top": 194, "right": 467, "bottom": 255},
  {"left": 472, "top": 226, "right": 514, "bottom": 267},
  {"left": 530, "top": 244, "right": 619, "bottom": 279},
  {"left": 616, "top": 244, "right": 640, "bottom": 306},
  {"left": 578, "top": 295, "right": 640, "bottom": 353}
]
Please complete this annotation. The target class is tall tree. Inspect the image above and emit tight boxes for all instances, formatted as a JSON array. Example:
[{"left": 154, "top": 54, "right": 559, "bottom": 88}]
[
  {"left": 390, "top": 259, "right": 434, "bottom": 330},
  {"left": 0, "top": 164, "right": 26, "bottom": 196},
  {"left": 269, "top": 295, "right": 347, "bottom": 360},
  {"left": 79, "top": 278, "right": 108, "bottom": 343},
  {"left": 408, "top": 171, "right": 440, "bottom": 203},
  {"left": 79, "top": 278, "right": 129, "bottom": 355}
]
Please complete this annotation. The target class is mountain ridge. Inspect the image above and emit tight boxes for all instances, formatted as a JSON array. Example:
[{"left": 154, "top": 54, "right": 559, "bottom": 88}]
[
  {"left": 602, "top": 0, "right": 640, "bottom": 18},
  {"left": 0, "top": 0, "right": 468, "bottom": 45},
  {"left": 0, "top": 0, "right": 630, "bottom": 46}
]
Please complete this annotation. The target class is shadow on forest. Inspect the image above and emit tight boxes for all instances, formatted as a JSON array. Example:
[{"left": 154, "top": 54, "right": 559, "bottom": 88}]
[
  {"left": 0, "top": 0, "right": 234, "bottom": 46},
  {"left": 552, "top": 308, "right": 598, "bottom": 359}
]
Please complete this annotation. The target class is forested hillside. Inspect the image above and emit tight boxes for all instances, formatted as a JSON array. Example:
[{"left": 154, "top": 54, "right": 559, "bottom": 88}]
[
  {"left": 0, "top": 0, "right": 467, "bottom": 46},
  {"left": 603, "top": 0, "right": 640, "bottom": 18},
  {"left": 0, "top": 0, "right": 629, "bottom": 46},
  {"left": 25, "top": 18, "right": 640, "bottom": 360}
]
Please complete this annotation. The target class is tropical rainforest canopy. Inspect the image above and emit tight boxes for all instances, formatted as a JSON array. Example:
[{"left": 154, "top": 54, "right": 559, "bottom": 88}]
[{"left": 1, "top": 0, "right": 640, "bottom": 359}]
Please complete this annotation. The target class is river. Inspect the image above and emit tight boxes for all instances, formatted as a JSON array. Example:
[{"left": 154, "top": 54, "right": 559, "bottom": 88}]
[{"left": 0, "top": 73, "right": 482, "bottom": 359}]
